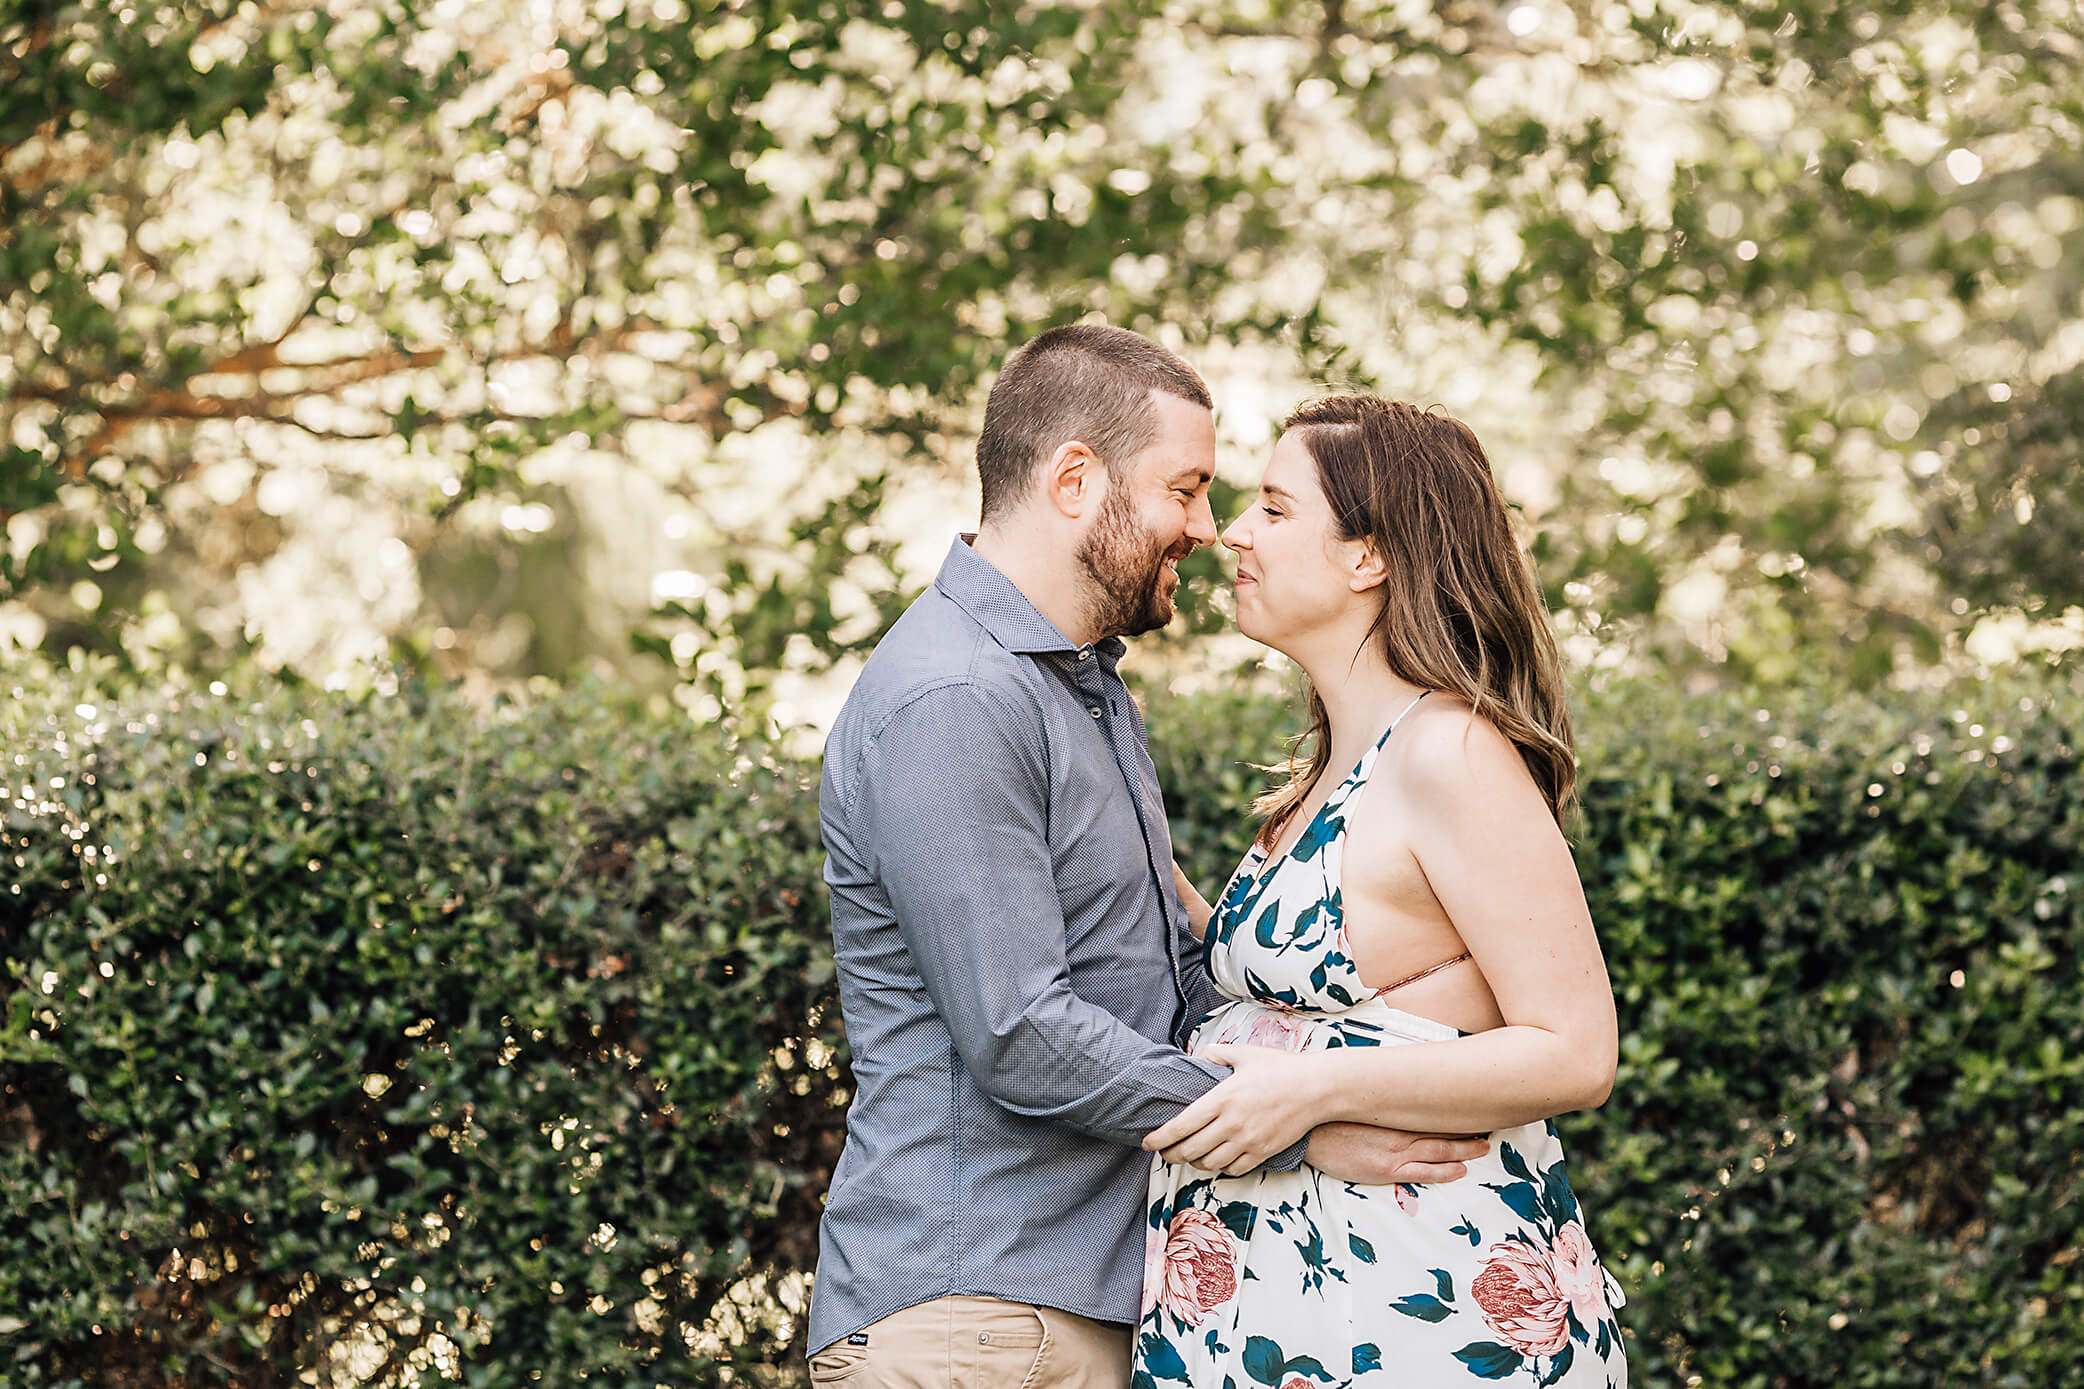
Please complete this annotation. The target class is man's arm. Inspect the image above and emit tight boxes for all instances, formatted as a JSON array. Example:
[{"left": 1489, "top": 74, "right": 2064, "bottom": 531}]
[
  {"left": 1306, "top": 1123, "right": 1486, "bottom": 1186},
  {"left": 854, "top": 681, "right": 1249, "bottom": 1150}
]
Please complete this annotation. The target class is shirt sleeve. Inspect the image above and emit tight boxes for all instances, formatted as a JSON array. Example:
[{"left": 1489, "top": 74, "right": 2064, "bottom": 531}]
[{"left": 852, "top": 680, "right": 1232, "bottom": 1149}]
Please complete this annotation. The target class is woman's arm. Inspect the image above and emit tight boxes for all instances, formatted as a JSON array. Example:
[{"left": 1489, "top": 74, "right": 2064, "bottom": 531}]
[
  {"left": 1144, "top": 709, "right": 1618, "bottom": 1174},
  {"left": 1172, "top": 859, "right": 1215, "bottom": 937}
]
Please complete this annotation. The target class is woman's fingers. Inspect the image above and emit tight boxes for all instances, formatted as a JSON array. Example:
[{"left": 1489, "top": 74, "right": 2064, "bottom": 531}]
[
  {"left": 1159, "top": 1127, "right": 1223, "bottom": 1167},
  {"left": 1393, "top": 1161, "right": 1470, "bottom": 1184},
  {"left": 1159, "top": 1117, "right": 1235, "bottom": 1167},
  {"left": 1144, "top": 1091, "right": 1224, "bottom": 1152}
]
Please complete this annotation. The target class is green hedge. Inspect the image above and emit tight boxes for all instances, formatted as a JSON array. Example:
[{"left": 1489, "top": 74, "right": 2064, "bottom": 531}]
[
  {"left": 4, "top": 662, "right": 2081, "bottom": 1386},
  {"left": 1, "top": 671, "right": 845, "bottom": 1386}
]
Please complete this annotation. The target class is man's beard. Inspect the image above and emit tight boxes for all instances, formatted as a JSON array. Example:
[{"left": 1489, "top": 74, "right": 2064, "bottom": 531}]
[{"left": 1076, "top": 483, "right": 1187, "bottom": 639}]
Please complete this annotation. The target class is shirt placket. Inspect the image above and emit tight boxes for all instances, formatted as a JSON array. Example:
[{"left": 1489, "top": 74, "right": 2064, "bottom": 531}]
[{"left": 1074, "top": 645, "right": 1190, "bottom": 1015}]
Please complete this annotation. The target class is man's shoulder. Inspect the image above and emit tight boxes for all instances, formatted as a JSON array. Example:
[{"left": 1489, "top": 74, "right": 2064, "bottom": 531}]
[{"left": 829, "top": 589, "right": 1041, "bottom": 752}]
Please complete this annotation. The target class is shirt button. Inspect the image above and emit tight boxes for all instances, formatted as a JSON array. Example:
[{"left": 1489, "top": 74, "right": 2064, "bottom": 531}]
[
  {"left": 979, "top": 1332, "right": 993, "bottom": 1344},
  {"left": 1077, "top": 648, "right": 1091, "bottom": 661},
  {"left": 1089, "top": 706, "right": 1102, "bottom": 719}
]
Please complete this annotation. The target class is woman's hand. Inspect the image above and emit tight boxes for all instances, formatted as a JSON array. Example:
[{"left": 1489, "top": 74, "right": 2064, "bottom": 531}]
[
  {"left": 1143, "top": 1042, "right": 1326, "bottom": 1175},
  {"left": 1172, "top": 860, "right": 1215, "bottom": 936}
]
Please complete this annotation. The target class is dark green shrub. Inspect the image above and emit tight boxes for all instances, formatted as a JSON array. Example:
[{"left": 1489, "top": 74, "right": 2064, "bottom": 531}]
[
  {"left": 6, "top": 661, "right": 2081, "bottom": 1386},
  {"left": 2, "top": 668, "right": 844, "bottom": 1386}
]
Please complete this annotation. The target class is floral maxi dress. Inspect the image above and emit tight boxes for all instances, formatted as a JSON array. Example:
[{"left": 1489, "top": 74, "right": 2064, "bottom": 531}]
[{"left": 1134, "top": 713, "right": 1628, "bottom": 1389}]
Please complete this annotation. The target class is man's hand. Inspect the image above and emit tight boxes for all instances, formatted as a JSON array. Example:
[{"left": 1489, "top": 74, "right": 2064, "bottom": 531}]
[{"left": 1305, "top": 1123, "right": 1489, "bottom": 1186}]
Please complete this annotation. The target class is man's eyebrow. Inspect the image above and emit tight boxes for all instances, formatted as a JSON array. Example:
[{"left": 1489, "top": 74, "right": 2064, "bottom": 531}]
[{"left": 1166, "top": 465, "right": 1215, "bottom": 486}]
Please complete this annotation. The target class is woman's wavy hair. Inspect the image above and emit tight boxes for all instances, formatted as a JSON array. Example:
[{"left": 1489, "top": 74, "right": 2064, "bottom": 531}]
[{"left": 1253, "top": 395, "right": 1576, "bottom": 844}]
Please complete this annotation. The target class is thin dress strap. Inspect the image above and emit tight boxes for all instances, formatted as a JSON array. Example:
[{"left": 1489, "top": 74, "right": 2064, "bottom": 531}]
[{"left": 1387, "top": 689, "right": 1428, "bottom": 732}]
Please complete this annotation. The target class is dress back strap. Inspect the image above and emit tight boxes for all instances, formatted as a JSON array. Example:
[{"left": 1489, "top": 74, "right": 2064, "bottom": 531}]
[
  {"left": 1378, "top": 951, "right": 1472, "bottom": 996},
  {"left": 1387, "top": 689, "right": 1428, "bottom": 732}
]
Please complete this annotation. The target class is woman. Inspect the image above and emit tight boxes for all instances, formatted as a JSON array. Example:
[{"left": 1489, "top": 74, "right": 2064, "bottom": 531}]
[{"left": 1132, "top": 397, "right": 1627, "bottom": 1387}]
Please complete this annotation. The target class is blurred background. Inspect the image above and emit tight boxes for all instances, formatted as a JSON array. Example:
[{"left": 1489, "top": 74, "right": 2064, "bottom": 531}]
[{"left": 6, "top": 0, "right": 2080, "bottom": 723}]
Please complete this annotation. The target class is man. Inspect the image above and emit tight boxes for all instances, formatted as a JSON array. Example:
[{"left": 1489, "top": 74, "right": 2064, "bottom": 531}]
[{"left": 809, "top": 324, "right": 1482, "bottom": 1387}]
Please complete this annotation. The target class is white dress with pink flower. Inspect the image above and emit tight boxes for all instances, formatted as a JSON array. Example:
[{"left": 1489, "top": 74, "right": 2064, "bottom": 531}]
[{"left": 1134, "top": 715, "right": 1627, "bottom": 1389}]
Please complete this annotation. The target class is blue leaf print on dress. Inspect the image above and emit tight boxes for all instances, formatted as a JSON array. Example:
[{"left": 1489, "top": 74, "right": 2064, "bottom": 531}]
[
  {"left": 1243, "top": 965, "right": 1305, "bottom": 1009},
  {"left": 1452, "top": 1342, "right": 1525, "bottom": 1378},
  {"left": 1352, "top": 1343, "right": 1382, "bottom": 1375},
  {"left": 1283, "top": 1353, "right": 1333, "bottom": 1382},
  {"left": 1431, "top": 1268, "right": 1455, "bottom": 1301},
  {"left": 1539, "top": 1341, "right": 1577, "bottom": 1387},
  {"left": 1392, "top": 1294, "right": 1454, "bottom": 1322},
  {"left": 1218, "top": 1200, "right": 1259, "bottom": 1240},
  {"left": 1139, "top": 1333, "right": 1188, "bottom": 1382},
  {"left": 1290, "top": 809, "right": 1344, "bottom": 863},
  {"left": 1241, "top": 1336, "right": 1287, "bottom": 1385},
  {"left": 1488, "top": 1180, "right": 1548, "bottom": 1228},
  {"left": 1543, "top": 1161, "right": 1580, "bottom": 1227},
  {"left": 1348, "top": 1232, "right": 1377, "bottom": 1263}
]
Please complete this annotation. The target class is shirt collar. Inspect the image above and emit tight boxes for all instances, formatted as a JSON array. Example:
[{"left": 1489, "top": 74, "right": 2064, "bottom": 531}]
[{"left": 934, "top": 534, "right": 1123, "bottom": 663}]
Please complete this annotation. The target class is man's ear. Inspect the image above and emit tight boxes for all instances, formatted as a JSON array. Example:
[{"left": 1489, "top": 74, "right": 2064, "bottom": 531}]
[
  {"left": 1039, "top": 440, "right": 1102, "bottom": 519},
  {"left": 1349, "top": 538, "right": 1389, "bottom": 593}
]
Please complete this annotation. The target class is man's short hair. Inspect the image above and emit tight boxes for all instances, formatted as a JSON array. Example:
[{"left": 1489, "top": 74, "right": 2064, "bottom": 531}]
[{"left": 974, "top": 323, "right": 1212, "bottom": 524}]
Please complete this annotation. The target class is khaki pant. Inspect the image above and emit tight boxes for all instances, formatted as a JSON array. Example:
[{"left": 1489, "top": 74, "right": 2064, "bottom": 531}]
[{"left": 808, "top": 1294, "right": 1131, "bottom": 1389}]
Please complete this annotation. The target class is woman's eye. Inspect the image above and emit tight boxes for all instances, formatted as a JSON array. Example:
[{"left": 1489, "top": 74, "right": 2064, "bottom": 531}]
[{"left": 1260, "top": 505, "right": 1281, "bottom": 519}]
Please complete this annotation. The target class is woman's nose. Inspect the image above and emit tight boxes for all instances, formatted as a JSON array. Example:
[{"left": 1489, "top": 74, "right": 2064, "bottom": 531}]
[{"left": 1220, "top": 513, "right": 1249, "bottom": 551}]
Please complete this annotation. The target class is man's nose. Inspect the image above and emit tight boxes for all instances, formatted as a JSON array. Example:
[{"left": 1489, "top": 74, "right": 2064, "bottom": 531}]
[{"left": 1186, "top": 492, "right": 1219, "bottom": 547}]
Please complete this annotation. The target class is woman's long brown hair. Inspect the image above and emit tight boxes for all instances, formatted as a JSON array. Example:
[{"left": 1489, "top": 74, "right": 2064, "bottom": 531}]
[{"left": 1253, "top": 395, "right": 1576, "bottom": 845}]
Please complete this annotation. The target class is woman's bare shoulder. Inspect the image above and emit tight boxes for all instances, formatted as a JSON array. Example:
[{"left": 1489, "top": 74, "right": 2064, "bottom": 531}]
[{"left": 1389, "top": 694, "right": 1528, "bottom": 795}]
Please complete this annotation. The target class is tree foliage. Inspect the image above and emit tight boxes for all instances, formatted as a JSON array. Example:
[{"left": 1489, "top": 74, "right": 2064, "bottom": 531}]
[{"left": 2, "top": 0, "right": 2080, "bottom": 692}]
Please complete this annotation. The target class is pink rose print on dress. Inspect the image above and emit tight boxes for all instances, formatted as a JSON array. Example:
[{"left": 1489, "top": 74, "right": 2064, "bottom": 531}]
[
  {"left": 1241, "top": 1009, "right": 1312, "bottom": 1052},
  {"left": 1141, "top": 1219, "right": 1167, "bottom": 1318},
  {"left": 1470, "top": 1237, "right": 1571, "bottom": 1356},
  {"left": 1394, "top": 1183, "right": 1420, "bottom": 1215},
  {"left": 1280, "top": 1377, "right": 1315, "bottom": 1389},
  {"left": 1550, "top": 1221, "right": 1607, "bottom": 1333},
  {"left": 1158, "top": 1208, "right": 1239, "bottom": 1326}
]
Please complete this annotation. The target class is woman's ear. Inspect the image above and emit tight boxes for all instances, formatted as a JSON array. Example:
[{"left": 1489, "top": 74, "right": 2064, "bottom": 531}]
[{"left": 1349, "top": 538, "right": 1388, "bottom": 593}]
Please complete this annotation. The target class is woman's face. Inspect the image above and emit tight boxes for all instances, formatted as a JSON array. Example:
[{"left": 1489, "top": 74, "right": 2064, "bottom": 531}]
[{"left": 1220, "top": 431, "right": 1369, "bottom": 653}]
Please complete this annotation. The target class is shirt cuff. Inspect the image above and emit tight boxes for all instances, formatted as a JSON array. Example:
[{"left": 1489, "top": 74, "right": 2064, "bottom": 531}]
[{"left": 1262, "top": 1132, "right": 1310, "bottom": 1173}]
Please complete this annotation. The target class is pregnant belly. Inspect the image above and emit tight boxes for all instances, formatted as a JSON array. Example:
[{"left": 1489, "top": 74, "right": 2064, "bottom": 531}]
[
  {"left": 1189, "top": 998, "right": 1326, "bottom": 1055},
  {"left": 1193, "top": 995, "right": 1465, "bottom": 1054}
]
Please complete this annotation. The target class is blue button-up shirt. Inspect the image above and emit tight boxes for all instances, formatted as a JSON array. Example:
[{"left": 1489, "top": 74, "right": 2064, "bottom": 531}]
[{"left": 807, "top": 536, "right": 1299, "bottom": 1353}]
